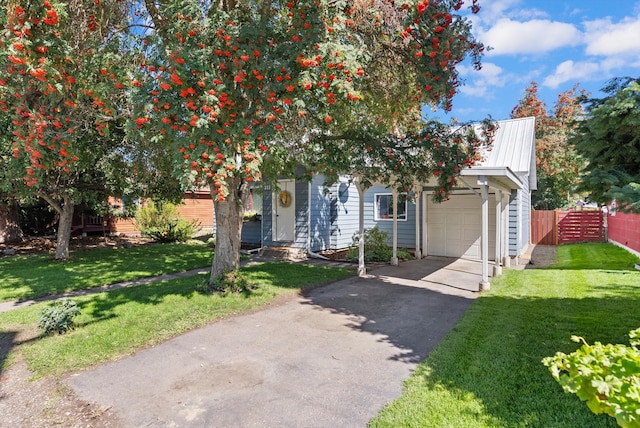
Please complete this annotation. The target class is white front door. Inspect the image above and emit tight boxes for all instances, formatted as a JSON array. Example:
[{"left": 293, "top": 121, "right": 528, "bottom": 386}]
[{"left": 272, "top": 179, "right": 296, "bottom": 242}]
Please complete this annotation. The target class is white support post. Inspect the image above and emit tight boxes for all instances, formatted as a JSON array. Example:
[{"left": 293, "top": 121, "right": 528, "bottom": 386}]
[
  {"left": 391, "top": 188, "right": 399, "bottom": 266},
  {"left": 493, "top": 190, "right": 503, "bottom": 276},
  {"left": 479, "top": 178, "right": 490, "bottom": 291},
  {"left": 356, "top": 179, "right": 366, "bottom": 277},
  {"left": 502, "top": 192, "right": 510, "bottom": 268},
  {"left": 421, "top": 192, "right": 428, "bottom": 257},
  {"left": 414, "top": 190, "right": 422, "bottom": 259}
]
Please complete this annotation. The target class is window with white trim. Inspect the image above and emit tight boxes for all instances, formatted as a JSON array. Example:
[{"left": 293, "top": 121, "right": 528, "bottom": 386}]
[{"left": 374, "top": 193, "right": 407, "bottom": 221}]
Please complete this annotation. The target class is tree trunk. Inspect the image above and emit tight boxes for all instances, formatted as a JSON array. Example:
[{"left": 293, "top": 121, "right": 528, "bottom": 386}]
[
  {"left": 55, "top": 196, "right": 75, "bottom": 260},
  {"left": 38, "top": 192, "right": 75, "bottom": 260},
  {"left": 210, "top": 176, "right": 249, "bottom": 280},
  {"left": 0, "top": 200, "right": 24, "bottom": 244}
]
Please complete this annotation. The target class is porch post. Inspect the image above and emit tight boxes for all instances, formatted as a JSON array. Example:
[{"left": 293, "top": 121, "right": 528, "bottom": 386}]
[
  {"left": 479, "top": 177, "right": 490, "bottom": 291},
  {"left": 421, "top": 191, "right": 428, "bottom": 257},
  {"left": 502, "top": 193, "right": 511, "bottom": 268},
  {"left": 356, "top": 179, "right": 366, "bottom": 277},
  {"left": 414, "top": 190, "right": 422, "bottom": 259},
  {"left": 493, "top": 190, "right": 503, "bottom": 276},
  {"left": 391, "top": 188, "right": 399, "bottom": 266}
]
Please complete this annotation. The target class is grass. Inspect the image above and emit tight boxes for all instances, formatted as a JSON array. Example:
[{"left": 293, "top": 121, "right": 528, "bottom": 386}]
[
  {"left": 371, "top": 243, "right": 640, "bottom": 428},
  {"left": 0, "top": 261, "right": 353, "bottom": 377},
  {"left": 0, "top": 242, "right": 214, "bottom": 302}
]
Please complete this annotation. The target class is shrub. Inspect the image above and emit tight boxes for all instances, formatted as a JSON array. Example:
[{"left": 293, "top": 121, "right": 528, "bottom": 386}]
[
  {"left": 542, "top": 328, "right": 640, "bottom": 428},
  {"left": 197, "top": 271, "right": 257, "bottom": 295},
  {"left": 346, "top": 226, "right": 413, "bottom": 262},
  {"left": 135, "top": 201, "right": 199, "bottom": 243},
  {"left": 39, "top": 299, "right": 81, "bottom": 335}
]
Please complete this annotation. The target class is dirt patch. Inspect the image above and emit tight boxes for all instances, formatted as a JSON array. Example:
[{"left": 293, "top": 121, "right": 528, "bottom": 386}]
[
  {"left": 0, "top": 357, "right": 124, "bottom": 428},
  {"left": 0, "top": 235, "right": 153, "bottom": 427},
  {"left": 1, "top": 235, "right": 154, "bottom": 257},
  {"left": 526, "top": 245, "right": 557, "bottom": 269}
]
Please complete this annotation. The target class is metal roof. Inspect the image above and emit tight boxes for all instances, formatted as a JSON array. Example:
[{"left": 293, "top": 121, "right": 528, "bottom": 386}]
[
  {"left": 480, "top": 117, "right": 536, "bottom": 173},
  {"left": 461, "top": 117, "right": 537, "bottom": 190}
]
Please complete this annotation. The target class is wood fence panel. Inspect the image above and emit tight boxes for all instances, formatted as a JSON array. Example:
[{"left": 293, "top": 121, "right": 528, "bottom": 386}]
[
  {"left": 558, "top": 210, "right": 605, "bottom": 244},
  {"left": 531, "top": 210, "right": 557, "bottom": 245}
]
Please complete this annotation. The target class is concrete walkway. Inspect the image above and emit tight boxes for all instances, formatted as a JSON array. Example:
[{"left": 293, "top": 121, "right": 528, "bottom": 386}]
[
  {"left": 0, "top": 267, "right": 211, "bottom": 314},
  {"left": 68, "top": 256, "right": 481, "bottom": 427}
]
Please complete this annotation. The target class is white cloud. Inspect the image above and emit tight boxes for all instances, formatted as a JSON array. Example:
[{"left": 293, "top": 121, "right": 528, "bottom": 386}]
[
  {"left": 480, "top": 19, "right": 582, "bottom": 55},
  {"left": 583, "top": 15, "right": 640, "bottom": 57},
  {"left": 458, "top": 62, "right": 507, "bottom": 97},
  {"left": 542, "top": 60, "right": 601, "bottom": 88}
]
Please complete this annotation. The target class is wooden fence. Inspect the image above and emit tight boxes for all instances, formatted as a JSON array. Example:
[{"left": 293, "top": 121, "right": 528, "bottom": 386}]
[{"left": 531, "top": 210, "right": 605, "bottom": 245}]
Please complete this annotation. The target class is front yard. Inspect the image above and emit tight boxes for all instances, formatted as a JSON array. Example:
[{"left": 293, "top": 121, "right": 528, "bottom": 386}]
[{"left": 371, "top": 243, "right": 640, "bottom": 428}]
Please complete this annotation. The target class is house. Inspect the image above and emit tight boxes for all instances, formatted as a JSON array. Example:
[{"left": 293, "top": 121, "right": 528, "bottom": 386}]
[
  {"left": 248, "top": 117, "right": 537, "bottom": 290},
  {"left": 71, "top": 190, "right": 216, "bottom": 237}
]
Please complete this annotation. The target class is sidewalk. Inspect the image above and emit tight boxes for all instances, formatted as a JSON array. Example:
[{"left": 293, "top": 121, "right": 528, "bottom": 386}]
[{"left": 0, "top": 256, "right": 359, "bottom": 314}]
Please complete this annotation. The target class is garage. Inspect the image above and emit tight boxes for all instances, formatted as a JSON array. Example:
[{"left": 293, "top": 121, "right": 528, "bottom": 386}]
[{"left": 426, "top": 193, "right": 496, "bottom": 260}]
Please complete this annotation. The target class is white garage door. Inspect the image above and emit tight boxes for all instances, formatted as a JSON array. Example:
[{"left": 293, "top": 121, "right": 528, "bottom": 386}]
[{"left": 427, "top": 194, "right": 495, "bottom": 260}]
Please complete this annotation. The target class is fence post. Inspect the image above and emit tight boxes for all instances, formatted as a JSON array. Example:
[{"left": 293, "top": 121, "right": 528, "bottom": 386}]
[{"left": 554, "top": 210, "right": 559, "bottom": 246}]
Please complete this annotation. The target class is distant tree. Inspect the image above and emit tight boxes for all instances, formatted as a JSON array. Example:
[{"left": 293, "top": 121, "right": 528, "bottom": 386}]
[
  {"left": 572, "top": 77, "right": 640, "bottom": 212},
  {"left": 511, "top": 82, "right": 585, "bottom": 209},
  {"left": 0, "top": 0, "right": 135, "bottom": 259}
]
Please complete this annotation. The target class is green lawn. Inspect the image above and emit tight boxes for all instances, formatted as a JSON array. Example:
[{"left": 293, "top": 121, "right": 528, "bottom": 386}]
[
  {"left": 371, "top": 243, "right": 640, "bottom": 428},
  {"left": 0, "top": 242, "right": 214, "bottom": 302},
  {"left": 0, "top": 261, "right": 354, "bottom": 377}
]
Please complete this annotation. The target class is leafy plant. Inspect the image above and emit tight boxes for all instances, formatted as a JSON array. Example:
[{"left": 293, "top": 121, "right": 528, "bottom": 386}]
[
  {"left": 39, "top": 299, "right": 81, "bottom": 335},
  {"left": 198, "top": 270, "right": 257, "bottom": 295},
  {"left": 543, "top": 328, "right": 640, "bottom": 428},
  {"left": 346, "top": 226, "right": 413, "bottom": 263},
  {"left": 135, "top": 201, "right": 199, "bottom": 243}
]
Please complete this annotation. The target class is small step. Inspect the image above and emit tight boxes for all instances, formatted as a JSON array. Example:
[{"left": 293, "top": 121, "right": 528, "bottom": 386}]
[{"left": 259, "top": 246, "right": 307, "bottom": 261}]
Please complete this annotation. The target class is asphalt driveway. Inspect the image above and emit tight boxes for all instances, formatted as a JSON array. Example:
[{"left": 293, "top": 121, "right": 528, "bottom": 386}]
[{"left": 68, "top": 257, "right": 481, "bottom": 427}]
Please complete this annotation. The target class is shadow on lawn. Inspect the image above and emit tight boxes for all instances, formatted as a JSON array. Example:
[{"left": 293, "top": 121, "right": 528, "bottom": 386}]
[
  {"left": 0, "top": 244, "right": 213, "bottom": 303},
  {"left": 415, "top": 293, "right": 640, "bottom": 427}
]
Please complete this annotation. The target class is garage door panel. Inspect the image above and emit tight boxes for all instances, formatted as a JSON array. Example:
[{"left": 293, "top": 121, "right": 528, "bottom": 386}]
[{"left": 427, "top": 195, "right": 496, "bottom": 260}]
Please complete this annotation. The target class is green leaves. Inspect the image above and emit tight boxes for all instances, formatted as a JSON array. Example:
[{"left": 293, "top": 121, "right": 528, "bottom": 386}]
[
  {"left": 573, "top": 78, "right": 640, "bottom": 212},
  {"left": 543, "top": 328, "right": 640, "bottom": 428}
]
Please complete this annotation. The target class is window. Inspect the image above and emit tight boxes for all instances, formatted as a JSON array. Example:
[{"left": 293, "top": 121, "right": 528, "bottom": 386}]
[{"left": 375, "top": 194, "right": 407, "bottom": 221}]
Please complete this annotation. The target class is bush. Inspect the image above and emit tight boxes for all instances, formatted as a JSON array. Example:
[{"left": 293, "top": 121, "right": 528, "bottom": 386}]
[
  {"left": 39, "top": 299, "right": 81, "bottom": 335},
  {"left": 542, "top": 328, "right": 640, "bottom": 428},
  {"left": 197, "top": 270, "right": 257, "bottom": 295},
  {"left": 345, "top": 226, "right": 413, "bottom": 262},
  {"left": 135, "top": 201, "right": 199, "bottom": 243}
]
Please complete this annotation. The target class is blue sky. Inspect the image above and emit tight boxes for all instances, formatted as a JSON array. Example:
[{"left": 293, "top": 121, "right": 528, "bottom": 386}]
[{"left": 434, "top": 0, "right": 640, "bottom": 123}]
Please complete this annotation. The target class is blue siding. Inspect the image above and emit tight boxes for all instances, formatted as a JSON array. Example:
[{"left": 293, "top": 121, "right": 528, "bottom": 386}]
[
  {"left": 309, "top": 175, "right": 332, "bottom": 251},
  {"left": 294, "top": 180, "right": 309, "bottom": 249},
  {"left": 262, "top": 179, "right": 309, "bottom": 249},
  {"left": 262, "top": 183, "right": 274, "bottom": 247},
  {"left": 508, "top": 177, "right": 531, "bottom": 256},
  {"left": 363, "top": 185, "right": 417, "bottom": 248},
  {"left": 241, "top": 220, "right": 261, "bottom": 245},
  {"left": 333, "top": 180, "right": 361, "bottom": 249}
]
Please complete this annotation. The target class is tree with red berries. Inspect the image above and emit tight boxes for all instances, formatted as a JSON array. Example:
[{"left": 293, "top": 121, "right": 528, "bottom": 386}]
[
  {"left": 0, "top": 0, "right": 138, "bottom": 259},
  {"left": 133, "top": 0, "right": 487, "bottom": 280}
]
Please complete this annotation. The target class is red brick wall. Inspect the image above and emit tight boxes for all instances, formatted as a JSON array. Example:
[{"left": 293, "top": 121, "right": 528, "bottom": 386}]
[{"left": 608, "top": 212, "right": 640, "bottom": 255}]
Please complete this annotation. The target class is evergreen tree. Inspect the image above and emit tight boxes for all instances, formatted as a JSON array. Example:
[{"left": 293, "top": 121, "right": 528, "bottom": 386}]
[{"left": 572, "top": 77, "right": 640, "bottom": 212}]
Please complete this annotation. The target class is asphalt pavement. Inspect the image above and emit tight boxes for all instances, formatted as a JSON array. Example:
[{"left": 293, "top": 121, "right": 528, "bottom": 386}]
[{"left": 68, "top": 257, "right": 482, "bottom": 427}]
